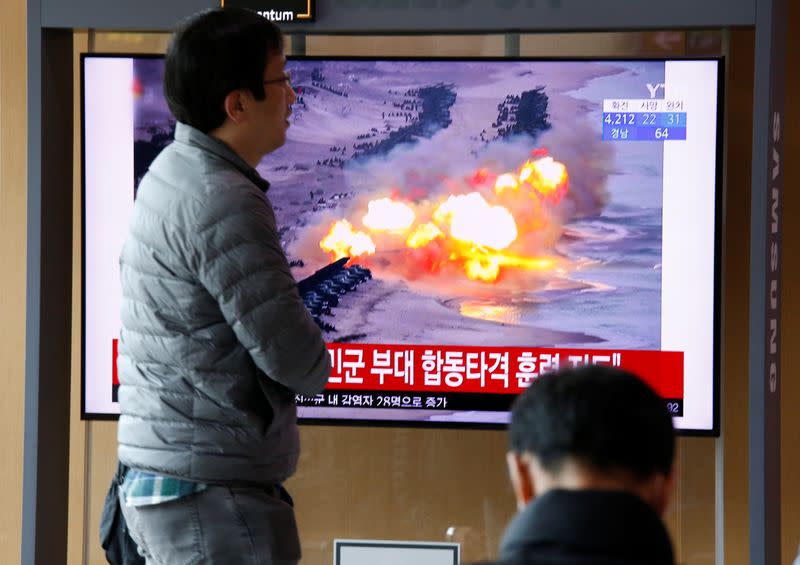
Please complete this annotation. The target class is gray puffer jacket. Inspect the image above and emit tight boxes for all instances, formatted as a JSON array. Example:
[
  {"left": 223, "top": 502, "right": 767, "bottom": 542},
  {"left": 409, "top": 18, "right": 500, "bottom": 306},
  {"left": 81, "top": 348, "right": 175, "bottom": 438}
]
[{"left": 117, "top": 123, "right": 330, "bottom": 486}]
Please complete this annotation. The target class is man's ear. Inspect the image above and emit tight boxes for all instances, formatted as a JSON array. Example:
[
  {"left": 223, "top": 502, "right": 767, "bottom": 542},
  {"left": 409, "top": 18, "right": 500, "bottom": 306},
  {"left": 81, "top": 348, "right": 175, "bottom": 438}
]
[
  {"left": 506, "top": 451, "right": 535, "bottom": 511},
  {"left": 222, "top": 90, "right": 247, "bottom": 123},
  {"left": 646, "top": 465, "right": 677, "bottom": 517},
  {"left": 656, "top": 465, "right": 677, "bottom": 516}
]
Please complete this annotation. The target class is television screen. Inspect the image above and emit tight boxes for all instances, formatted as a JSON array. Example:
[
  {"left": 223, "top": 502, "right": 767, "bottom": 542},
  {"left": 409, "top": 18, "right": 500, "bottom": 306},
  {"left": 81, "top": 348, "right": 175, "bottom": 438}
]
[{"left": 82, "top": 55, "right": 721, "bottom": 433}]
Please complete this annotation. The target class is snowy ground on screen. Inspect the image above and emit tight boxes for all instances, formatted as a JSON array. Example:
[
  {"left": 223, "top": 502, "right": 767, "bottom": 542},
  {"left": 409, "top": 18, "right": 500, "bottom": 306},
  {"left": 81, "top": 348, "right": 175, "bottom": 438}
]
[{"left": 323, "top": 277, "right": 601, "bottom": 347}]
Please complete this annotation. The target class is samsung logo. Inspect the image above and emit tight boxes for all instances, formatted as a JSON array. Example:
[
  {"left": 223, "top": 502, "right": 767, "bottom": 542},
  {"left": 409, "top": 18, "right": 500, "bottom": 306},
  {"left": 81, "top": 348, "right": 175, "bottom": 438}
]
[{"left": 768, "top": 111, "right": 781, "bottom": 394}]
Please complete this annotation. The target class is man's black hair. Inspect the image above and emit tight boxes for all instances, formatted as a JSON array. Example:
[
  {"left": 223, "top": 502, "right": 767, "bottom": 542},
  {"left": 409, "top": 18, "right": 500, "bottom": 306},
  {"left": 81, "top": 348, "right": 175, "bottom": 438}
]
[
  {"left": 164, "top": 8, "right": 284, "bottom": 133},
  {"left": 509, "top": 364, "right": 675, "bottom": 480}
]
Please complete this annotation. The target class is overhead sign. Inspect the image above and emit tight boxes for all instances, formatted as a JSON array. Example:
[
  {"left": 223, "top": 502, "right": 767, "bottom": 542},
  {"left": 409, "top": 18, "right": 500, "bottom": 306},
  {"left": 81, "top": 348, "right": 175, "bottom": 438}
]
[{"left": 220, "top": 0, "right": 314, "bottom": 22}]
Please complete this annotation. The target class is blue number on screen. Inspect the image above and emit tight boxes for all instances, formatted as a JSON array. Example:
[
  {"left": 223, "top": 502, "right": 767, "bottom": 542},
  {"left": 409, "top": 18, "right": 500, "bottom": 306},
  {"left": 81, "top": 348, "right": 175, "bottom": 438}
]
[
  {"left": 667, "top": 113, "right": 682, "bottom": 125},
  {"left": 643, "top": 113, "right": 656, "bottom": 125},
  {"left": 655, "top": 128, "right": 670, "bottom": 139}
]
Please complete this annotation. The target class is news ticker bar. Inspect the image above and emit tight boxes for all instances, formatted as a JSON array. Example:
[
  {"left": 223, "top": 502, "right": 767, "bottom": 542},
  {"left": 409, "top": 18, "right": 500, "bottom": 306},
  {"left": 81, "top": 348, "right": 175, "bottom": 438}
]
[
  {"left": 296, "top": 390, "right": 684, "bottom": 416},
  {"left": 112, "top": 384, "right": 684, "bottom": 416}
]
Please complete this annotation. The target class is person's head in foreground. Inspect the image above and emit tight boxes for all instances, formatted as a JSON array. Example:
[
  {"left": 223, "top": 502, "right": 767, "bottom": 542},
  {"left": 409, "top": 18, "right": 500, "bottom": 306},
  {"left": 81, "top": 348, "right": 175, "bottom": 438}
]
[
  {"left": 164, "top": 7, "right": 296, "bottom": 165},
  {"left": 498, "top": 364, "right": 676, "bottom": 565}
]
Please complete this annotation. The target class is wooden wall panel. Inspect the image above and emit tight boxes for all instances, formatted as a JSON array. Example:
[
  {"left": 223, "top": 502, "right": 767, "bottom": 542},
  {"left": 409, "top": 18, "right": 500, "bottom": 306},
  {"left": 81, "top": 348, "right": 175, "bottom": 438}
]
[
  {"left": 721, "top": 28, "right": 754, "bottom": 565},
  {"left": 83, "top": 424, "right": 118, "bottom": 565},
  {"left": 92, "top": 32, "right": 171, "bottom": 54},
  {"left": 669, "top": 440, "right": 717, "bottom": 564},
  {"left": 521, "top": 31, "right": 686, "bottom": 56},
  {"left": 305, "top": 35, "right": 504, "bottom": 56},
  {"left": 288, "top": 426, "right": 513, "bottom": 564},
  {"left": 0, "top": 0, "right": 28, "bottom": 562},
  {"left": 68, "top": 31, "right": 91, "bottom": 565}
]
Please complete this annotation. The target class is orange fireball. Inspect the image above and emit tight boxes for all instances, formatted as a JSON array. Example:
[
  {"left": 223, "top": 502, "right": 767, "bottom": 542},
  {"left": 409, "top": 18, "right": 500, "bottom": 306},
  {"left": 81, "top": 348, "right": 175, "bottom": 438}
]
[
  {"left": 523, "top": 156, "right": 568, "bottom": 200},
  {"left": 464, "top": 255, "right": 501, "bottom": 283},
  {"left": 407, "top": 222, "right": 443, "bottom": 248},
  {"left": 320, "top": 220, "right": 376, "bottom": 260},
  {"left": 493, "top": 173, "right": 519, "bottom": 193},
  {"left": 362, "top": 197, "right": 416, "bottom": 231},
  {"left": 433, "top": 192, "right": 518, "bottom": 250}
]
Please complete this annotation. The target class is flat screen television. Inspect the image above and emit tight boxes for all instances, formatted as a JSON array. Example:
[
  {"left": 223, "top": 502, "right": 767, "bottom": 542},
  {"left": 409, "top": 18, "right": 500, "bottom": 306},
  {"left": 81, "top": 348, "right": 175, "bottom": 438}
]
[{"left": 82, "top": 54, "right": 722, "bottom": 434}]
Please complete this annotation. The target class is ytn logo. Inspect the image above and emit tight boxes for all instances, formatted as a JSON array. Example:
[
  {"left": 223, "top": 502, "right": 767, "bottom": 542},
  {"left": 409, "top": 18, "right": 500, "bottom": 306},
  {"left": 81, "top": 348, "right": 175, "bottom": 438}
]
[{"left": 646, "top": 83, "right": 665, "bottom": 98}]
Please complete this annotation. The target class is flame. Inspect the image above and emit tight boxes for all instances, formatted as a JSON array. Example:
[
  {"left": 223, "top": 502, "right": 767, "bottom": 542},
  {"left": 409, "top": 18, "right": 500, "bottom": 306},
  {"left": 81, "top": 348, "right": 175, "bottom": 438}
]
[
  {"left": 318, "top": 149, "right": 571, "bottom": 284},
  {"left": 524, "top": 156, "right": 568, "bottom": 199},
  {"left": 495, "top": 254, "right": 558, "bottom": 271},
  {"left": 433, "top": 193, "right": 517, "bottom": 250},
  {"left": 465, "top": 255, "right": 501, "bottom": 282},
  {"left": 465, "top": 253, "right": 559, "bottom": 283},
  {"left": 407, "top": 222, "right": 443, "bottom": 248},
  {"left": 469, "top": 167, "right": 492, "bottom": 187},
  {"left": 518, "top": 163, "right": 534, "bottom": 184},
  {"left": 320, "top": 220, "right": 376, "bottom": 260},
  {"left": 459, "top": 302, "right": 519, "bottom": 324},
  {"left": 496, "top": 156, "right": 569, "bottom": 202},
  {"left": 494, "top": 173, "right": 519, "bottom": 193},
  {"left": 362, "top": 197, "right": 415, "bottom": 231}
]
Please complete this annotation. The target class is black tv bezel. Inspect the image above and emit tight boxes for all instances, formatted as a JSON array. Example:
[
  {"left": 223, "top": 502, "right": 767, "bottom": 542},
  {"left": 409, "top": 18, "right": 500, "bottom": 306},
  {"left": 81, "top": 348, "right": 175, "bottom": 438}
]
[{"left": 79, "top": 53, "right": 724, "bottom": 437}]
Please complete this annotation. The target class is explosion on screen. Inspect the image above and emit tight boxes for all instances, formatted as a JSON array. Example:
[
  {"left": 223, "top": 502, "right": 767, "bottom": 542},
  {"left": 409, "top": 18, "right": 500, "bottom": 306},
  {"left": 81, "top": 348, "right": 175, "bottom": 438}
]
[{"left": 319, "top": 151, "right": 570, "bottom": 283}]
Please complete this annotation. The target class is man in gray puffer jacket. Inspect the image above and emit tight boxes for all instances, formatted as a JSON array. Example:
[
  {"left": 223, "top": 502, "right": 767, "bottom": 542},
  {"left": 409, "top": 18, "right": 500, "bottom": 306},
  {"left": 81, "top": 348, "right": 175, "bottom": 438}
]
[{"left": 116, "top": 8, "right": 330, "bottom": 564}]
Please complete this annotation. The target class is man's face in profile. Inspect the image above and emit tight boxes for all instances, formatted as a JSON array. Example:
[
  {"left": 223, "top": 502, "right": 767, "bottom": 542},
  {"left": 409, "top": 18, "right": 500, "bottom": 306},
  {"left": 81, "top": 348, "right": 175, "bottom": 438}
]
[{"left": 252, "top": 53, "right": 296, "bottom": 155}]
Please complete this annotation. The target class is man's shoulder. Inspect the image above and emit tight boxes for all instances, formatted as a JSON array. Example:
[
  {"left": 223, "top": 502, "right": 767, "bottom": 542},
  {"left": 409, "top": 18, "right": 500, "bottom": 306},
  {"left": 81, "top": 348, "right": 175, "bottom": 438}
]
[
  {"left": 139, "top": 143, "right": 263, "bottom": 227},
  {"left": 148, "top": 141, "right": 252, "bottom": 195}
]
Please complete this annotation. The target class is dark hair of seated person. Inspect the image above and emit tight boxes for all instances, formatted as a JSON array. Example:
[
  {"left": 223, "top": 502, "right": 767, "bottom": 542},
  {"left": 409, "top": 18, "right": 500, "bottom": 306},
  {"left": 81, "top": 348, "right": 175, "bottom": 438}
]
[{"left": 509, "top": 364, "right": 675, "bottom": 481}]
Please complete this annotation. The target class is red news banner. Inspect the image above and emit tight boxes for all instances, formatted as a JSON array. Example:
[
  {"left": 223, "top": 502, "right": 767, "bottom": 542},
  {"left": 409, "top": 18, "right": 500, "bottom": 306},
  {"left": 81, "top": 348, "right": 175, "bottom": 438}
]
[
  {"left": 111, "top": 340, "right": 683, "bottom": 408},
  {"left": 325, "top": 343, "right": 684, "bottom": 399}
]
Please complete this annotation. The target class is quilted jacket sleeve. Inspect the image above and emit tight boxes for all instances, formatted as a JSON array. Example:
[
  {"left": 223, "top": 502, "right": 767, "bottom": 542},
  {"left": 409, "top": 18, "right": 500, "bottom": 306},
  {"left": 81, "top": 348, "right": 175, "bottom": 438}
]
[{"left": 191, "top": 179, "right": 331, "bottom": 395}]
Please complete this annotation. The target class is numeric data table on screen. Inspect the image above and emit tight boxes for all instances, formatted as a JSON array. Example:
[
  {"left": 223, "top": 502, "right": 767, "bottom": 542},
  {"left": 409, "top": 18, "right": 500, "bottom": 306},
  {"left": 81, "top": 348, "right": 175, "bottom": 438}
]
[{"left": 602, "top": 98, "right": 687, "bottom": 141}]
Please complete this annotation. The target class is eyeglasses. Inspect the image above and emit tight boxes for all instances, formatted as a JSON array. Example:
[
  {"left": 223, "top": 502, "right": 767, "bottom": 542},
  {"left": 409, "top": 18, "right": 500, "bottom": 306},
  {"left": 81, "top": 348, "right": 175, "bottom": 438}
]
[{"left": 263, "top": 72, "right": 292, "bottom": 88}]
